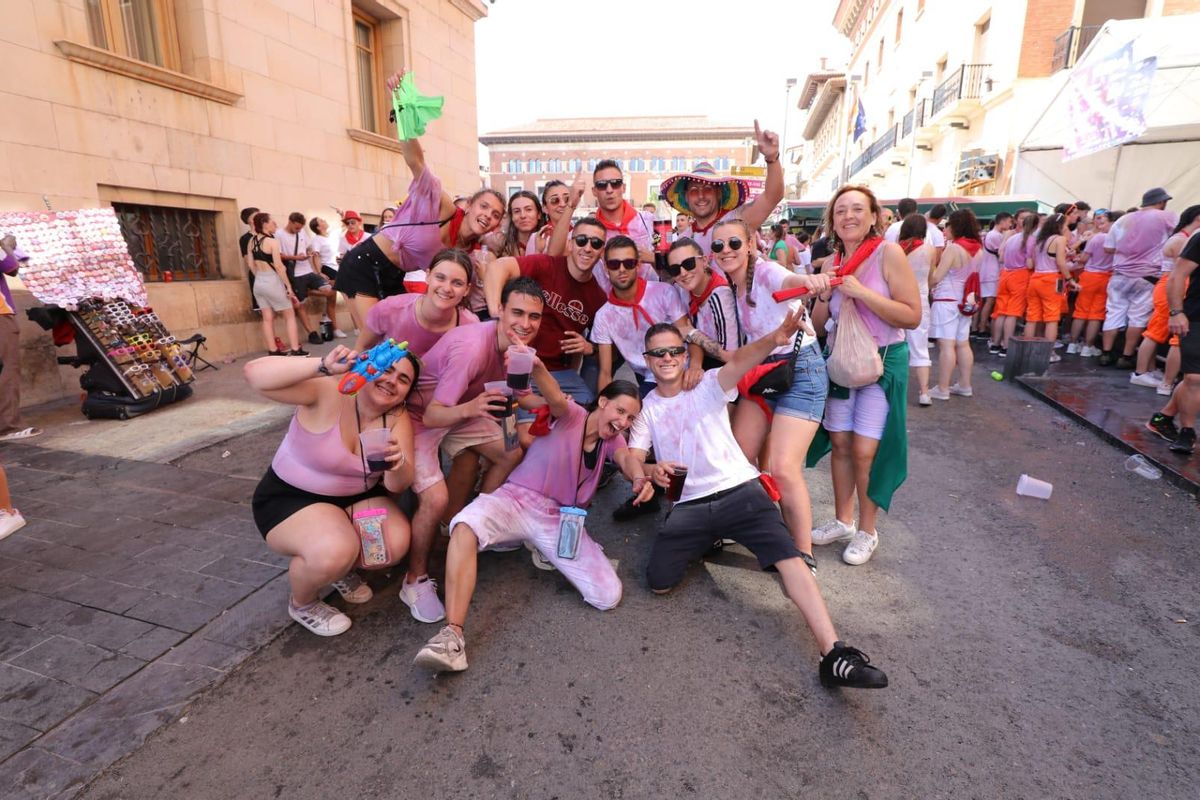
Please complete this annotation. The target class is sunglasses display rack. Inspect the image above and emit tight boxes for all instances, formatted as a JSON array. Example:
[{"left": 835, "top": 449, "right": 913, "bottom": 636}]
[{"left": 72, "top": 298, "right": 195, "bottom": 401}]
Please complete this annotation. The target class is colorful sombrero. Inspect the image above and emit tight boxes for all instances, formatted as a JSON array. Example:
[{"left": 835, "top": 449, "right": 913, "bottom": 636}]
[{"left": 659, "top": 162, "right": 750, "bottom": 216}]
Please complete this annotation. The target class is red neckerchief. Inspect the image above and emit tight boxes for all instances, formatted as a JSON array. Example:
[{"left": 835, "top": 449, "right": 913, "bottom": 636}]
[
  {"left": 345, "top": 230, "right": 365, "bottom": 246},
  {"left": 443, "top": 207, "right": 481, "bottom": 251},
  {"left": 529, "top": 405, "right": 553, "bottom": 437},
  {"left": 954, "top": 237, "right": 982, "bottom": 257},
  {"left": 607, "top": 278, "right": 654, "bottom": 328},
  {"left": 831, "top": 235, "right": 884, "bottom": 277},
  {"left": 689, "top": 214, "right": 723, "bottom": 236},
  {"left": 596, "top": 202, "right": 638, "bottom": 235},
  {"left": 689, "top": 270, "right": 728, "bottom": 318},
  {"left": 899, "top": 238, "right": 922, "bottom": 255}
]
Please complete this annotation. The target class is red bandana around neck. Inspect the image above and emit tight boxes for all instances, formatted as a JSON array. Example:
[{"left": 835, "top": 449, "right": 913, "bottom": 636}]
[
  {"left": 831, "top": 235, "right": 884, "bottom": 277},
  {"left": 444, "top": 207, "right": 482, "bottom": 251},
  {"left": 898, "top": 238, "right": 922, "bottom": 255},
  {"left": 689, "top": 270, "right": 728, "bottom": 318},
  {"left": 954, "top": 237, "right": 982, "bottom": 257},
  {"left": 607, "top": 278, "right": 654, "bottom": 328},
  {"left": 345, "top": 229, "right": 365, "bottom": 246},
  {"left": 596, "top": 202, "right": 638, "bottom": 235},
  {"left": 529, "top": 405, "right": 553, "bottom": 437}
]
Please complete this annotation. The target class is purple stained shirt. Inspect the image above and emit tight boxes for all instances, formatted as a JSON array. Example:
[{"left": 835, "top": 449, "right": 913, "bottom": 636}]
[
  {"left": 376, "top": 166, "right": 447, "bottom": 273},
  {"left": 506, "top": 401, "right": 622, "bottom": 508},
  {"left": 1108, "top": 208, "right": 1178, "bottom": 278},
  {"left": 407, "top": 320, "right": 502, "bottom": 424},
  {"left": 364, "top": 294, "right": 479, "bottom": 358}
]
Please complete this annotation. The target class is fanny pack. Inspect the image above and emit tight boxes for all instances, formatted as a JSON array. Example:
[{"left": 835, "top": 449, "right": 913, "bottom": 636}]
[{"left": 739, "top": 334, "right": 805, "bottom": 399}]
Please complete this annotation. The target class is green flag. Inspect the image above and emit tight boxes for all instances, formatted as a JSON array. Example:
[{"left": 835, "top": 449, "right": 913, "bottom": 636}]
[{"left": 391, "top": 73, "right": 444, "bottom": 140}]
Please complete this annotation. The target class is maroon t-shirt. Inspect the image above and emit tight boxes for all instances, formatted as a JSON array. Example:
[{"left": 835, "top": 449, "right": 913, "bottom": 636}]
[{"left": 516, "top": 255, "right": 607, "bottom": 371}]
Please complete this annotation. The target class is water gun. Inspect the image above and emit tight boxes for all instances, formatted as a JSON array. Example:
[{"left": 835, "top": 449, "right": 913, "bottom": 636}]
[
  {"left": 338, "top": 339, "right": 410, "bottom": 395},
  {"left": 772, "top": 276, "right": 843, "bottom": 302}
]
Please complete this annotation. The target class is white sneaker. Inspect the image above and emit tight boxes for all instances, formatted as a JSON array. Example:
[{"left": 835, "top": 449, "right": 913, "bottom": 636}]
[
  {"left": 1130, "top": 372, "right": 1161, "bottom": 388},
  {"left": 413, "top": 625, "right": 467, "bottom": 672},
  {"left": 842, "top": 530, "right": 879, "bottom": 566},
  {"left": 1053, "top": 341, "right": 1064, "bottom": 350},
  {"left": 1049, "top": 353, "right": 1062, "bottom": 363},
  {"left": 927, "top": 386, "right": 951, "bottom": 401},
  {"left": 526, "top": 542, "right": 557, "bottom": 571},
  {"left": 399, "top": 576, "right": 446, "bottom": 623},
  {"left": 331, "top": 572, "right": 373, "bottom": 604},
  {"left": 1148, "top": 369, "right": 1165, "bottom": 382},
  {"left": 332, "top": 329, "right": 348, "bottom": 339},
  {"left": 0, "top": 509, "right": 26, "bottom": 542},
  {"left": 1066, "top": 342, "right": 1081, "bottom": 354},
  {"left": 918, "top": 392, "right": 932, "bottom": 406},
  {"left": 949, "top": 384, "right": 973, "bottom": 397},
  {"left": 1079, "top": 345, "right": 1098, "bottom": 357},
  {"left": 288, "top": 598, "right": 352, "bottom": 636},
  {"left": 1157, "top": 383, "right": 1174, "bottom": 396},
  {"left": 811, "top": 518, "right": 856, "bottom": 546}
]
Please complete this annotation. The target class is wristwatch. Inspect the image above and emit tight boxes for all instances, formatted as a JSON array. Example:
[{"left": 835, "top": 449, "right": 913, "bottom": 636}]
[
  {"left": 1170, "top": 309, "right": 1185, "bottom": 316},
  {"left": 316, "top": 360, "right": 333, "bottom": 376}
]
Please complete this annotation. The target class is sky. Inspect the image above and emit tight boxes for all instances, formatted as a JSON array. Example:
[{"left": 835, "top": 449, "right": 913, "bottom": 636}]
[{"left": 474, "top": 0, "right": 847, "bottom": 153}]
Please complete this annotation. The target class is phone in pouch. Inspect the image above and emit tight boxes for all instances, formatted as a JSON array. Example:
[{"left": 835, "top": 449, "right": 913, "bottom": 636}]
[
  {"left": 501, "top": 401, "right": 519, "bottom": 451},
  {"left": 557, "top": 506, "right": 587, "bottom": 560},
  {"left": 1056, "top": 278, "right": 1064, "bottom": 294},
  {"left": 353, "top": 507, "right": 389, "bottom": 568}
]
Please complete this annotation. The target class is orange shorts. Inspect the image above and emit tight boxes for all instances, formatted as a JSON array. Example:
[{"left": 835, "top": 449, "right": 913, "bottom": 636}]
[
  {"left": 1074, "top": 271, "right": 1110, "bottom": 321},
  {"left": 992, "top": 269, "right": 1030, "bottom": 318},
  {"left": 1025, "top": 273, "right": 1064, "bottom": 323},
  {"left": 1143, "top": 273, "right": 1185, "bottom": 346}
]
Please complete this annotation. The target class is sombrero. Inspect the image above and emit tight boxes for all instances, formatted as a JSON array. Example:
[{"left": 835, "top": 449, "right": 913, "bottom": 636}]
[{"left": 660, "top": 162, "right": 749, "bottom": 216}]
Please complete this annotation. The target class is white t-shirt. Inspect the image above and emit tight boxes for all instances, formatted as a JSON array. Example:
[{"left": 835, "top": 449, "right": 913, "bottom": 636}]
[
  {"left": 884, "top": 220, "right": 944, "bottom": 248},
  {"left": 734, "top": 259, "right": 817, "bottom": 355},
  {"left": 312, "top": 234, "right": 338, "bottom": 271},
  {"left": 592, "top": 281, "right": 687, "bottom": 378},
  {"left": 628, "top": 370, "right": 759, "bottom": 504},
  {"left": 277, "top": 226, "right": 316, "bottom": 276}
]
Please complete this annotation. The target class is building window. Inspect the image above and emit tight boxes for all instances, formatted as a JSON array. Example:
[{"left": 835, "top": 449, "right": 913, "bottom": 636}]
[
  {"left": 714, "top": 156, "right": 730, "bottom": 171},
  {"left": 671, "top": 156, "right": 685, "bottom": 170},
  {"left": 895, "top": 9, "right": 903, "bottom": 44},
  {"left": 84, "top": 0, "right": 180, "bottom": 69},
  {"left": 587, "top": 158, "right": 597, "bottom": 172},
  {"left": 651, "top": 157, "right": 665, "bottom": 172},
  {"left": 113, "top": 202, "right": 221, "bottom": 282},
  {"left": 353, "top": 10, "right": 383, "bottom": 133}
]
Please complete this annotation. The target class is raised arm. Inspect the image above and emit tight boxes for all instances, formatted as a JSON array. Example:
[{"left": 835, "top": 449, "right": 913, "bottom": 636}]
[
  {"left": 716, "top": 307, "right": 803, "bottom": 393},
  {"left": 525, "top": 357, "right": 571, "bottom": 419},
  {"left": 244, "top": 345, "right": 355, "bottom": 406},
  {"left": 485, "top": 256, "right": 522, "bottom": 318},
  {"left": 386, "top": 70, "right": 426, "bottom": 177},
  {"left": 546, "top": 169, "right": 587, "bottom": 257},
  {"left": 738, "top": 120, "right": 784, "bottom": 230}
]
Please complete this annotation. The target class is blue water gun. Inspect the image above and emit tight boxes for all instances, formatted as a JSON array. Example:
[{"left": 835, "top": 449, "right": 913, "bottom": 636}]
[{"left": 338, "top": 339, "right": 410, "bottom": 395}]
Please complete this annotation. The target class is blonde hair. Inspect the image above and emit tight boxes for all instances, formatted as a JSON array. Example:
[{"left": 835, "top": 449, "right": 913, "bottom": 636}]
[
  {"left": 713, "top": 218, "right": 758, "bottom": 307},
  {"left": 824, "top": 184, "right": 883, "bottom": 254}
]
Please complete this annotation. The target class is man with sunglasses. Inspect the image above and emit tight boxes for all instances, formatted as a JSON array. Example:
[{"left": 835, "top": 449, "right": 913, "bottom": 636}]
[
  {"left": 484, "top": 217, "right": 609, "bottom": 404},
  {"left": 613, "top": 313, "right": 889, "bottom": 690},
  {"left": 591, "top": 160, "right": 657, "bottom": 267},
  {"left": 593, "top": 236, "right": 688, "bottom": 398}
]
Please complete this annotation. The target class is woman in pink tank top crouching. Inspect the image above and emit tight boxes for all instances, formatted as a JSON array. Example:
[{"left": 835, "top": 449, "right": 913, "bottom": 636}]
[{"left": 247, "top": 344, "right": 420, "bottom": 637}]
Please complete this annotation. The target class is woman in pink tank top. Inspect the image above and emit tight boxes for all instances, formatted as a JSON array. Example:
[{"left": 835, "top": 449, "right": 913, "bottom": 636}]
[
  {"left": 810, "top": 186, "right": 921, "bottom": 568},
  {"left": 248, "top": 343, "right": 420, "bottom": 637}
]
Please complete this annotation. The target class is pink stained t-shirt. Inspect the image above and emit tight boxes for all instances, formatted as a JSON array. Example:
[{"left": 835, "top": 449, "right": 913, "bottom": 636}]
[
  {"left": 364, "top": 295, "right": 479, "bottom": 358},
  {"left": 980, "top": 230, "right": 1004, "bottom": 284},
  {"left": 407, "top": 320, "right": 502, "bottom": 425},
  {"left": 1108, "top": 208, "right": 1178, "bottom": 278},
  {"left": 271, "top": 411, "right": 378, "bottom": 496},
  {"left": 506, "top": 401, "right": 623, "bottom": 508},
  {"left": 592, "top": 280, "right": 688, "bottom": 378},
  {"left": 1083, "top": 233, "right": 1114, "bottom": 274},
  {"left": 1033, "top": 238, "right": 1062, "bottom": 274},
  {"left": 1002, "top": 234, "right": 1035, "bottom": 270},
  {"left": 828, "top": 243, "right": 906, "bottom": 348},
  {"left": 377, "top": 166, "right": 447, "bottom": 273}
]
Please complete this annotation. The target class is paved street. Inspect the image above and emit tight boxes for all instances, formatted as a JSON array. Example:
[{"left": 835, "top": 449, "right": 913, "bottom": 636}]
[{"left": 42, "top": 371, "right": 1197, "bottom": 800}]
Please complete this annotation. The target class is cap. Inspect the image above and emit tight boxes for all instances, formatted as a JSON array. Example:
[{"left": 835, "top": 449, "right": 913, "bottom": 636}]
[
  {"left": 342, "top": 210, "right": 362, "bottom": 222},
  {"left": 1141, "top": 187, "right": 1172, "bottom": 206}
]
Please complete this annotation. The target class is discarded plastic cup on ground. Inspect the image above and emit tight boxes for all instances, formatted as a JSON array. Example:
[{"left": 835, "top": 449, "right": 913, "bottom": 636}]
[
  {"left": 1124, "top": 454, "right": 1162, "bottom": 480},
  {"left": 1016, "top": 474, "right": 1053, "bottom": 500}
]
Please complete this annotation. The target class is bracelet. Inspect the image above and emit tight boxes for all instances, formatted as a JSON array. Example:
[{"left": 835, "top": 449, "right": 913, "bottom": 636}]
[
  {"left": 764, "top": 156, "right": 779, "bottom": 164},
  {"left": 1170, "top": 310, "right": 1184, "bottom": 316},
  {"left": 316, "top": 360, "right": 332, "bottom": 376}
]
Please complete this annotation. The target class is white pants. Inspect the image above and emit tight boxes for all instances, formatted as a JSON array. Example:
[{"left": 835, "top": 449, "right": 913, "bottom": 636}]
[
  {"left": 1102, "top": 273, "right": 1155, "bottom": 330},
  {"left": 907, "top": 299, "right": 931, "bottom": 367}
]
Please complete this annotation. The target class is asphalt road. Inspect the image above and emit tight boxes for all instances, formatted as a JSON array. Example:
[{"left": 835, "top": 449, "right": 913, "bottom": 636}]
[{"left": 79, "top": 374, "right": 1198, "bottom": 800}]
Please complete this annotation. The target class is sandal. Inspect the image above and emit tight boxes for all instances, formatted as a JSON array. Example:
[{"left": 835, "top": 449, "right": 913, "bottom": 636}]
[{"left": 0, "top": 427, "right": 43, "bottom": 442}]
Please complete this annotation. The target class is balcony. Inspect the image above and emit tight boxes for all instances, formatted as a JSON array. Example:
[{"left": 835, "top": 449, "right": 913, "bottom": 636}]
[
  {"left": 930, "top": 64, "right": 990, "bottom": 117},
  {"left": 901, "top": 99, "right": 932, "bottom": 139},
  {"left": 1052, "top": 25, "right": 1103, "bottom": 71},
  {"left": 848, "top": 125, "right": 898, "bottom": 179}
]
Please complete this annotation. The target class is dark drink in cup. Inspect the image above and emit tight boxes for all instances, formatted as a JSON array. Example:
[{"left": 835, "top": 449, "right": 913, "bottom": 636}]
[
  {"left": 506, "top": 346, "right": 534, "bottom": 390},
  {"left": 506, "top": 371, "right": 530, "bottom": 391},
  {"left": 366, "top": 456, "right": 391, "bottom": 473},
  {"left": 666, "top": 465, "right": 688, "bottom": 502},
  {"left": 488, "top": 396, "right": 513, "bottom": 420}
]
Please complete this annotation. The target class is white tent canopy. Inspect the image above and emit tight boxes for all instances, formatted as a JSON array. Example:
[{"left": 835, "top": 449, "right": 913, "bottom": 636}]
[{"left": 1015, "top": 14, "right": 1200, "bottom": 209}]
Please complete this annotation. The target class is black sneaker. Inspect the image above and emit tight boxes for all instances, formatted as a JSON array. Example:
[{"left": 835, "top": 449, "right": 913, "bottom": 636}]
[
  {"left": 1169, "top": 427, "right": 1196, "bottom": 455},
  {"left": 1116, "top": 355, "right": 1135, "bottom": 371},
  {"left": 988, "top": 344, "right": 1001, "bottom": 355},
  {"left": 308, "top": 331, "right": 323, "bottom": 346},
  {"left": 612, "top": 492, "right": 660, "bottom": 521},
  {"left": 997, "top": 347, "right": 1007, "bottom": 359},
  {"left": 1097, "top": 350, "right": 1115, "bottom": 367},
  {"left": 288, "top": 348, "right": 309, "bottom": 356},
  {"left": 1146, "top": 413, "right": 1179, "bottom": 442},
  {"left": 819, "top": 642, "right": 888, "bottom": 689}
]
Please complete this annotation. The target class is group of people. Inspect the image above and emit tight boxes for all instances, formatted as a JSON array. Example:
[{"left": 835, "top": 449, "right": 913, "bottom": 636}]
[{"left": 247, "top": 76, "right": 919, "bottom": 690}]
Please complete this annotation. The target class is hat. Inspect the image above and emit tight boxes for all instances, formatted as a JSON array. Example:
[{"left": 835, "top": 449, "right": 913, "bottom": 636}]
[
  {"left": 1141, "top": 187, "right": 1172, "bottom": 206},
  {"left": 659, "top": 162, "right": 749, "bottom": 217},
  {"left": 342, "top": 210, "right": 362, "bottom": 222}
]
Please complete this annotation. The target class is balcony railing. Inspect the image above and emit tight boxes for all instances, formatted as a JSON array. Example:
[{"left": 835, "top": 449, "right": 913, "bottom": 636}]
[
  {"left": 930, "top": 64, "right": 990, "bottom": 116},
  {"left": 1052, "top": 25, "right": 1103, "bottom": 71},
  {"left": 848, "top": 124, "right": 899, "bottom": 178},
  {"left": 901, "top": 100, "right": 930, "bottom": 138}
]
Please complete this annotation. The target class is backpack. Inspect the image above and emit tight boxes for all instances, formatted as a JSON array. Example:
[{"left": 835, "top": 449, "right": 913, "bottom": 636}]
[{"left": 959, "top": 271, "right": 980, "bottom": 316}]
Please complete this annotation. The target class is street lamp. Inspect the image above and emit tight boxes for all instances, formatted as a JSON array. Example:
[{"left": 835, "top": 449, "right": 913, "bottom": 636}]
[{"left": 781, "top": 78, "right": 797, "bottom": 166}]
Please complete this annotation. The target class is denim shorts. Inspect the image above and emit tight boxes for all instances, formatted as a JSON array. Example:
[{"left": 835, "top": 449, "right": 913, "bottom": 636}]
[{"left": 766, "top": 341, "right": 828, "bottom": 422}]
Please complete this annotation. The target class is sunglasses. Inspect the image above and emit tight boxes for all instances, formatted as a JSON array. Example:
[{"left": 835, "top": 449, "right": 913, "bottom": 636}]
[
  {"left": 710, "top": 237, "right": 743, "bottom": 253},
  {"left": 605, "top": 258, "right": 638, "bottom": 271},
  {"left": 594, "top": 179, "right": 624, "bottom": 191},
  {"left": 643, "top": 345, "right": 687, "bottom": 359},
  {"left": 663, "top": 256, "right": 701, "bottom": 277},
  {"left": 573, "top": 234, "right": 605, "bottom": 249}
]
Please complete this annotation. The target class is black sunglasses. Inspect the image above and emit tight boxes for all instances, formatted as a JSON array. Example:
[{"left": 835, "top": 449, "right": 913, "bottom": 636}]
[
  {"left": 663, "top": 256, "right": 701, "bottom": 277},
  {"left": 605, "top": 258, "right": 638, "bottom": 271},
  {"left": 573, "top": 234, "right": 605, "bottom": 249},
  {"left": 643, "top": 345, "right": 687, "bottom": 358},
  {"left": 594, "top": 179, "right": 624, "bottom": 191},
  {"left": 710, "top": 237, "right": 743, "bottom": 253}
]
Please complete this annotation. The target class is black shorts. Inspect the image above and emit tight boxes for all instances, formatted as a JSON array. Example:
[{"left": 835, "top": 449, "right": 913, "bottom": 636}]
[
  {"left": 321, "top": 265, "right": 339, "bottom": 282},
  {"left": 646, "top": 479, "right": 803, "bottom": 591},
  {"left": 1181, "top": 323, "right": 1200, "bottom": 376},
  {"left": 336, "top": 237, "right": 406, "bottom": 299},
  {"left": 251, "top": 466, "right": 388, "bottom": 538},
  {"left": 291, "top": 272, "right": 329, "bottom": 297}
]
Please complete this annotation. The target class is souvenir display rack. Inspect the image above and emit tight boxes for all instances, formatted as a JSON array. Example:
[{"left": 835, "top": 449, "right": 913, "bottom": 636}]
[{"left": 72, "top": 298, "right": 195, "bottom": 400}]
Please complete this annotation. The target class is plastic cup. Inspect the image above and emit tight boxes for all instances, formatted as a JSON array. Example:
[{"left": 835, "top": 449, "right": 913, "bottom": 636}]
[
  {"left": 359, "top": 428, "right": 393, "bottom": 473},
  {"left": 1124, "top": 454, "right": 1161, "bottom": 480},
  {"left": 483, "top": 380, "right": 512, "bottom": 397},
  {"left": 666, "top": 465, "right": 689, "bottom": 502},
  {"left": 506, "top": 346, "right": 534, "bottom": 390},
  {"left": 1016, "top": 473, "right": 1053, "bottom": 500}
]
